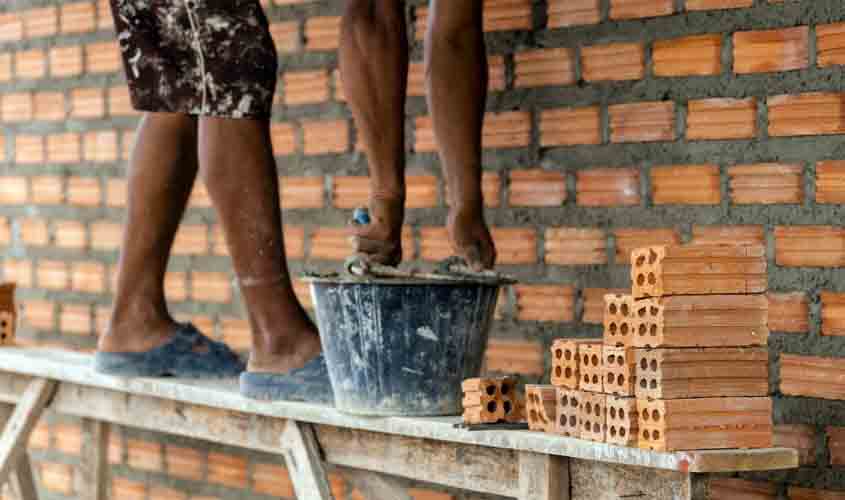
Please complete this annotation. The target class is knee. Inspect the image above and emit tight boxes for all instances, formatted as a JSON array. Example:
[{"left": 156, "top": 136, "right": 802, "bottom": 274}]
[{"left": 342, "top": 0, "right": 402, "bottom": 37}]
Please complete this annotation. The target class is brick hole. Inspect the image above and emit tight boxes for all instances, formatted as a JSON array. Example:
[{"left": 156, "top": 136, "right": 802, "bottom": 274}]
[
  {"left": 653, "top": 430, "right": 660, "bottom": 440},
  {"left": 561, "top": 395, "right": 569, "bottom": 407},
  {"left": 582, "top": 354, "right": 589, "bottom": 364},
  {"left": 637, "top": 274, "right": 645, "bottom": 286},
  {"left": 642, "top": 409, "right": 649, "bottom": 421},
  {"left": 585, "top": 402, "right": 592, "bottom": 414},
  {"left": 531, "top": 393, "right": 540, "bottom": 404},
  {"left": 650, "top": 324, "right": 658, "bottom": 336},
  {"left": 569, "top": 415, "right": 576, "bottom": 426},
  {"left": 530, "top": 409, "right": 538, "bottom": 422},
  {"left": 593, "top": 423, "right": 600, "bottom": 433},
  {"left": 555, "top": 349, "right": 563, "bottom": 360},
  {"left": 592, "top": 374, "right": 599, "bottom": 384},
  {"left": 555, "top": 366, "right": 562, "bottom": 377},
  {"left": 618, "top": 374, "right": 625, "bottom": 386},
  {"left": 619, "top": 409, "right": 625, "bottom": 420},
  {"left": 620, "top": 427, "right": 627, "bottom": 437},
  {"left": 610, "top": 426, "right": 617, "bottom": 437},
  {"left": 564, "top": 349, "right": 572, "bottom": 361},
  {"left": 486, "top": 384, "right": 496, "bottom": 396},
  {"left": 651, "top": 409, "right": 660, "bottom": 422},
  {"left": 650, "top": 306, "right": 659, "bottom": 316},
  {"left": 584, "top": 421, "right": 591, "bottom": 431},
  {"left": 649, "top": 379, "right": 657, "bottom": 389},
  {"left": 565, "top": 367, "right": 573, "bottom": 378},
  {"left": 647, "top": 273, "right": 656, "bottom": 285},
  {"left": 570, "top": 397, "right": 579, "bottom": 408},
  {"left": 638, "top": 323, "right": 647, "bottom": 336},
  {"left": 594, "top": 405, "right": 601, "bottom": 417},
  {"left": 621, "top": 303, "right": 629, "bottom": 316},
  {"left": 487, "top": 401, "right": 497, "bottom": 413},
  {"left": 610, "top": 407, "right": 617, "bottom": 419},
  {"left": 639, "top": 378, "right": 647, "bottom": 389},
  {"left": 583, "top": 374, "right": 589, "bottom": 383},
  {"left": 638, "top": 307, "right": 646, "bottom": 318},
  {"left": 608, "top": 354, "right": 616, "bottom": 364},
  {"left": 617, "top": 356, "right": 624, "bottom": 367},
  {"left": 501, "top": 383, "right": 510, "bottom": 396},
  {"left": 620, "top": 323, "right": 629, "bottom": 336},
  {"left": 650, "top": 359, "right": 658, "bottom": 371},
  {"left": 591, "top": 354, "right": 599, "bottom": 366},
  {"left": 560, "top": 415, "right": 566, "bottom": 426},
  {"left": 640, "top": 359, "right": 648, "bottom": 370},
  {"left": 503, "top": 401, "right": 512, "bottom": 414},
  {"left": 636, "top": 255, "right": 646, "bottom": 266},
  {"left": 648, "top": 248, "right": 658, "bottom": 264},
  {"left": 607, "top": 373, "right": 615, "bottom": 384},
  {"left": 643, "top": 429, "right": 650, "bottom": 440},
  {"left": 609, "top": 322, "right": 618, "bottom": 335},
  {"left": 609, "top": 303, "right": 618, "bottom": 315}
]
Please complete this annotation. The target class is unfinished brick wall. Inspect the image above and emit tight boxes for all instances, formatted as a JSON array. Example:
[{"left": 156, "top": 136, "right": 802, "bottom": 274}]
[{"left": 3, "top": 0, "right": 845, "bottom": 497}]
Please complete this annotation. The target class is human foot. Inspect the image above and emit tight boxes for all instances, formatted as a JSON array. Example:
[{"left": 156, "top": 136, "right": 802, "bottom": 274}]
[
  {"left": 350, "top": 196, "right": 404, "bottom": 266},
  {"left": 447, "top": 204, "right": 496, "bottom": 271}
]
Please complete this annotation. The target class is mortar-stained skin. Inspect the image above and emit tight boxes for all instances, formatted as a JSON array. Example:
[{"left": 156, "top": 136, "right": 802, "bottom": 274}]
[{"left": 109, "top": 0, "right": 277, "bottom": 119}]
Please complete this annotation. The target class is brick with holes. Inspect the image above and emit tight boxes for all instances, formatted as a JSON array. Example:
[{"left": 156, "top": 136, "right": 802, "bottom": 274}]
[
  {"left": 606, "top": 396, "right": 638, "bottom": 447},
  {"left": 578, "top": 342, "right": 604, "bottom": 392},
  {"left": 579, "top": 392, "right": 607, "bottom": 442},
  {"left": 630, "top": 244, "right": 767, "bottom": 299},
  {"left": 635, "top": 347, "right": 769, "bottom": 399},
  {"left": 550, "top": 338, "right": 602, "bottom": 388},
  {"left": 498, "top": 376, "right": 521, "bottom": 423},
  {"left": 603, "top": 294, "right": 636, "bottom": 347},
  {"left": 637, "top": 397, "right": 773, "bottom": 451},
  {"left": 630, "top": 294, "right": 769, "bottom": 348},
  {"left": 602, "top": 346, "right": 636, "bottom": 396},
  {"left": 554, "top": 388, "right": 581, "bottom": 437},
  {"left": 525, "top": 385, "right": 557, "bottom": 432},
  {"left": 462, "top": 377, "right": 506, "bottom": 424},
  {"left": 0, "top": 283, "right": 16, "bottom": 345}
]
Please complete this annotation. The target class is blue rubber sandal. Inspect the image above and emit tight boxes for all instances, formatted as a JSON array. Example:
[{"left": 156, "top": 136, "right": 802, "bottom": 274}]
[
  {"left": 94, "top": 323, "right": 245, "bottom": 378},
  {"left": 240, "top": 355, "right": 335, "bottom": 404}
]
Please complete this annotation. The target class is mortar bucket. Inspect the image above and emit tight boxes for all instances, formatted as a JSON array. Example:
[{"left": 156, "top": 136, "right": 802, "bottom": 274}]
[{"left": 306, "top": 276, "right": 503, "bottom": 416}]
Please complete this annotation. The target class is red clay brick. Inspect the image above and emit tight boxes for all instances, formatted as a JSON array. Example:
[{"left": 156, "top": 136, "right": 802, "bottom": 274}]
[
  {"left": 207, "top": 452, "right": 248, "bottom": 489},
  {"left": 67, "top": 177, "right": 101, "bottom": 206},
  {"left": 269, "top": 123, "right": 297, "bottom": 156},
  {"left": 149, "top": 487, "right": 188, "bottom": 500},
  {"left": 15, "top": 135, "right": 44, "bottom": 164},
  {"left": 582, "top": 43, "right": 646, "bottom": 81},
  {"left": 111, "top": 478, "right": 146, "bottom": 500},
  {"left": 789, "top": 487, "right": 845, "bottom": 500},
  {"left": 333, "top": 175, "right": 438, "bottom": 209},
  {"left": 39, "top": 462, "right": 74, "bottom": 496},
  {"left": 415, "top": 1, "right": 531, "bottom": 37},
  {"left": 0, "top": 217, "right": 9, "bottom": 246},
  {"left": 483, "top": 111, "right": 531, "bottom": 149},
  {"left": 485, "top": 338, "right": 544, "bottom": 376},
  {"left": 83, "top": 130, "right": 119, "bottom": 162},
  {"left": 687, "top": 98, "right": 757, "bottom": 140},
  {"left": 55, "top": 220, "right": 87, "bottom": 249},
  {"left": 482, "top": 172, "right": 501, "bottom": 208},
  {"left": 686, "top": 0, "right": 752, "bottom": 10},
  {"left": 509, "top": 169, "right": 566, "bottom": 207},
  {"left": 709, "top": 478, "right": 776, "bottom": 499},
  {"left": 613, "top": 228, "right": 680, "bottom": 263},
  {"left": 2, "top": 92, "right": 34, "bottom": 122},
  {"left": 728, "top": 163, "right": 803, "bottom": 204},
  {"left": 409, "top": 489, "right": 455, "bottom": 500},
  {"left": 690, "top": 225, "right": 765, "bottom": 246},
  {"left": 279, "top": 175, "right": 325, "bottom": 209},
  {"left": 127, "top": 438, "right": 163, "bottom": 472},
  {"left": 165, "top": 272, "right": 188, "bottom": 302},
  {"left": 62, "top": 2, "right": 97, "bottom": 34},
  {"left": 53, "top": 422, "right": 83, "bottom": 455},
  {"left": 651, "top": 164, "right": 721, "bottom": 205},
  {"left": 20, "top": 218, "right": 49, "bottom": 246},
  {"left": 172, "top": 225, "right": 208, "bottom": 255},
  {"left": 576, "top": 167, "right": 641, "bottom": 207},
  {"left": 0, "top": 14, "right": 24, "bottom": 42},
  {"left": 15, "top": 49, "right": 47, "bottom": 80},
  {"left": 97, "top": 0, "right": 114, "bottom": 31},
  {"left": 545, "top": 227, "right": 607, "bottom": 265},
  {"left": 72, "top": 262, "right": 105, "bottom": 294},
  {"left": 827, "top": 427, "right": 845, "bottom": 466},
  {"left": 547, "top": 0, "right": 601, "bottom": 27},
  {"left": 28, "top": 420, "right": 50, "bottom": 450},
  {"left": 3, "top": 260, "right": 32, "bottom": 289},
  {"left": 165, "top": 445, "right": 204, "bottom": 481},
  {"left": 540, "top": 106, "right": 602, "bottom": 146},
  {"left": 310, "top": 227, "right": 354, "bottom": 261},
  {"left": 734, "top": 26, "right": 809, "bottom": 74},
  {"left": 38, "top": 261, "right": 69, "bottom": 291},
  {"left": 0, "top": 54, "right": 12, "bottom": 82},
  {"left": 106, "top": 178, "right": 127, "bottom": 207},
  {"left": 490, "top": 228, "right": 536, "bottom": 264},
  {"left": 610, "top": 0, "right": 674, "bottom": 20},
  {"left": 774, "top": 226, "right": 845, "bottom": 267},
  {"left": 305, "top": 16, "right": 340, "bottom": 51},
  {"left": 0, "top": 177, "right": 28, "bottom": 205},
  {"left": 91, "top": 221, "right": 123, "bottom": 250},
  {"left": 108, "top": 86, "right": 136, "bottom": 116},
  {"left": 583, "top": 287, "right": 629, "bottom": 324},
  {"left": 816, "top": 160, "right": 845, "bottom": 203},
  {"left": 270, "top": 21, "right": 300, "bottom": 53},
  {"left": 22, "top": 7, "right": 58, "bottom": 38},
  {"left": 21, "top": 299, "right": 53, "bottom": 330},
  {"left": 191, "top": 272, "right": 231, "bottom": 303},
  {"left": 253, "top": 463, "right": 295, "bottom": 497},
  {"left": 284, "top": 70, "right": 329, "bottom": 106},
  {"left": 780, "top": 354, "right": 845, "bottom": 400},
  {"left": 767, "top": 292, "right": 809, "bottom": 333},
  {"left": 47, "top": 133, "right": 81, "bottom": 163},
  {"left": 515, "top": 284, "right": 576, "bottom": 322},
  {"left": 609, "top": 101, "right": 675, "bottom": 143},
  {"left": 61, "top": 304, "right": 92, "bottom": 335},
  {"left": 49, "top": 46, "right": 84, "bottom": 78},
  {"left": 818, "top": 23, "right": 845, "bottom": 68},
  {"left": 302, "top": 119, "right": 348, "bottom": 155},
  {"left": 774, "top": 424, "right": 815, "bottom": 465},
  {"left": 85, "top": 40, "right": 122, "bottom": 73},
  {"left": 514, "top": 48, "right": 576, "bottom": 88},
  {"left": 821, "top": 291, "right": 845, "bottom": 336},
  {"left": 70, "top": 87, "right": 105, "bottom": 118}
]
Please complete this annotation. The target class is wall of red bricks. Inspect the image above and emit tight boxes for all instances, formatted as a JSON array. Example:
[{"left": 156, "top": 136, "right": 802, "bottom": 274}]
[{"left": 2, "top": 0, "right": 845, "bottom": 497}]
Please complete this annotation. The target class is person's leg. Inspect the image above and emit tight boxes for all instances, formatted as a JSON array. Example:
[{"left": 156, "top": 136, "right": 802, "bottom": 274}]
[
  {"left": 98, "top": 112, "right": 198, "bottom": 353},
  {"left": 198, "top": 117, "right": 320, "bottom": 374},
  {"left": 426, "top": 0, "right": 496, "bottom": 270},
  {"left": 339, "top": 0, "right": 408, "bottom": 265}
]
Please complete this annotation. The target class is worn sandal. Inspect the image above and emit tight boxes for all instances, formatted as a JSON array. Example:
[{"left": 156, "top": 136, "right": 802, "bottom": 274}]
[
  {"left": 240, "top": 355, "right": 334, "bottom": 404},
  {"left": 94, "top": 323, "right": 245, "bottom": 378}
]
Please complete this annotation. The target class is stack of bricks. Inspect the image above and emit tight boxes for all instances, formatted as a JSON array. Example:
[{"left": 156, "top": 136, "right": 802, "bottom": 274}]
[
  {"left": 534, "top": 244, "right": 774, "bottom": 453},
  {"left": 462, "top": 376, "right": 523, "bottom": 424},
  {"left": 0, "top": 282, "right": 15, "bottom": 345}
]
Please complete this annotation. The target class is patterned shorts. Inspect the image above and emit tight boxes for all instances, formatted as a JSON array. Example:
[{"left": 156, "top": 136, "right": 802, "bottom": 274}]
[{"left": 109, "top": 0, "right": 278, "bottom": 119}]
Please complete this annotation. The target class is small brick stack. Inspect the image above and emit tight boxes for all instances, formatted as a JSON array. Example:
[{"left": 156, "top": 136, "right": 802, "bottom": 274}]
[
  {"left": 462, "top": 376, "right": 522, "bottom": 425},
  {"left": 535, "top": 243, "right": 775, "bottom": 452},
  {"left": 0, "top": 282, "right": 15, "bottom": 345}
]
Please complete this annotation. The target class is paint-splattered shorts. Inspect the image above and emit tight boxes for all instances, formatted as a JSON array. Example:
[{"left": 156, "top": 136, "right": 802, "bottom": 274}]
[{"left": 109, "top": 0, "right": 278, "bottom": 119}]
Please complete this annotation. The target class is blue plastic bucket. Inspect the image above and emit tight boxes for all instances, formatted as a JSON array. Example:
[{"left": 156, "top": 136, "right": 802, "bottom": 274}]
[{"left": 307, "top": 277, "right": 503, "bottom": 416}]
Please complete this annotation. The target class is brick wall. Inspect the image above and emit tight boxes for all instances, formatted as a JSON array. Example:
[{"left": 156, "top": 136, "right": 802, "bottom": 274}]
[{"left": 2, "top": 0, "right": 845, "bottom": 498}]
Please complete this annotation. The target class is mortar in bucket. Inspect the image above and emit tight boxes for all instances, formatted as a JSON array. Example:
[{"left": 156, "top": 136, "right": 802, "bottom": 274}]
[{"left": 306, "top": 260, "right": 512, "bottom": 416}]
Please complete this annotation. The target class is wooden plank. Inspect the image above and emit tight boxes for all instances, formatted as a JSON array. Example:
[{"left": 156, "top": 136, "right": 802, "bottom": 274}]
[
  {"left": 280, "top": 421, "right": 333, "bottom": 500},
  {"left": 0, "top": 350, "right": 799, "bottom": 473},
  {"left": 569, "top": 459, "right": 701, "bottom": 499},
  {"left": 12, "top": 453, "right": 38, "bottom": 500},
  {"left": 80, "top": 419, "right": 109, "bottom": 500},
  {"left": 345, "top": 470, "right": 413, "bottom": 500},
  {"left": 0, "top": 379, "right": 55, "bottom": 484},
  {"left": 519, "top": 451, "right": 569, "bottom": 500}
]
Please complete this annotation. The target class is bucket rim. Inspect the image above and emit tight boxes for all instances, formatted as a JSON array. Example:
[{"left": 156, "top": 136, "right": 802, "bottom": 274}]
[{"left": 301, "top": 275, "right": 511, "bottom": 286}]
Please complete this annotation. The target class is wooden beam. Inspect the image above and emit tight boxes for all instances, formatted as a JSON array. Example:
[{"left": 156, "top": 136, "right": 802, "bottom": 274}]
[
  {"left": 12, "top": 453, "right": 38, "bottom": 500},
  {"left": 0, "top": 379, "right": 55, "bottom": 485},
  {"left": 519, "top": 451, "right": 569, "bottom": 500},
  {"left": 281, "top": 420, "right": 334, "bottom": 500},
  {"left": 80, "top": 419, "right": 109, "bottom": 500},
  {"left": 345, "top": 469, "right": 414, "bottom": 500}
]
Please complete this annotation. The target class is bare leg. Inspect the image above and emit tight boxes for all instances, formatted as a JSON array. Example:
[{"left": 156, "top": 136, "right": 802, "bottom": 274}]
[
  {"left": 198, "top": 117, "right": 320, "bottom": 374},
  {"left": 98, "top": 112, "right": 198, "bottom": 353},
  {"left": 340, "top": 0, "right": 408, "bottom": 265},
  {"left": 426, "top": 0, "right": 496, "bottom": 270}
]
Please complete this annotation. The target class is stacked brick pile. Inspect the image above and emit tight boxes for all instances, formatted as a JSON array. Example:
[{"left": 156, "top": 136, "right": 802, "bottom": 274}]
[{"left": 530, "top": 243, "right": 774, "bottom": 452}]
